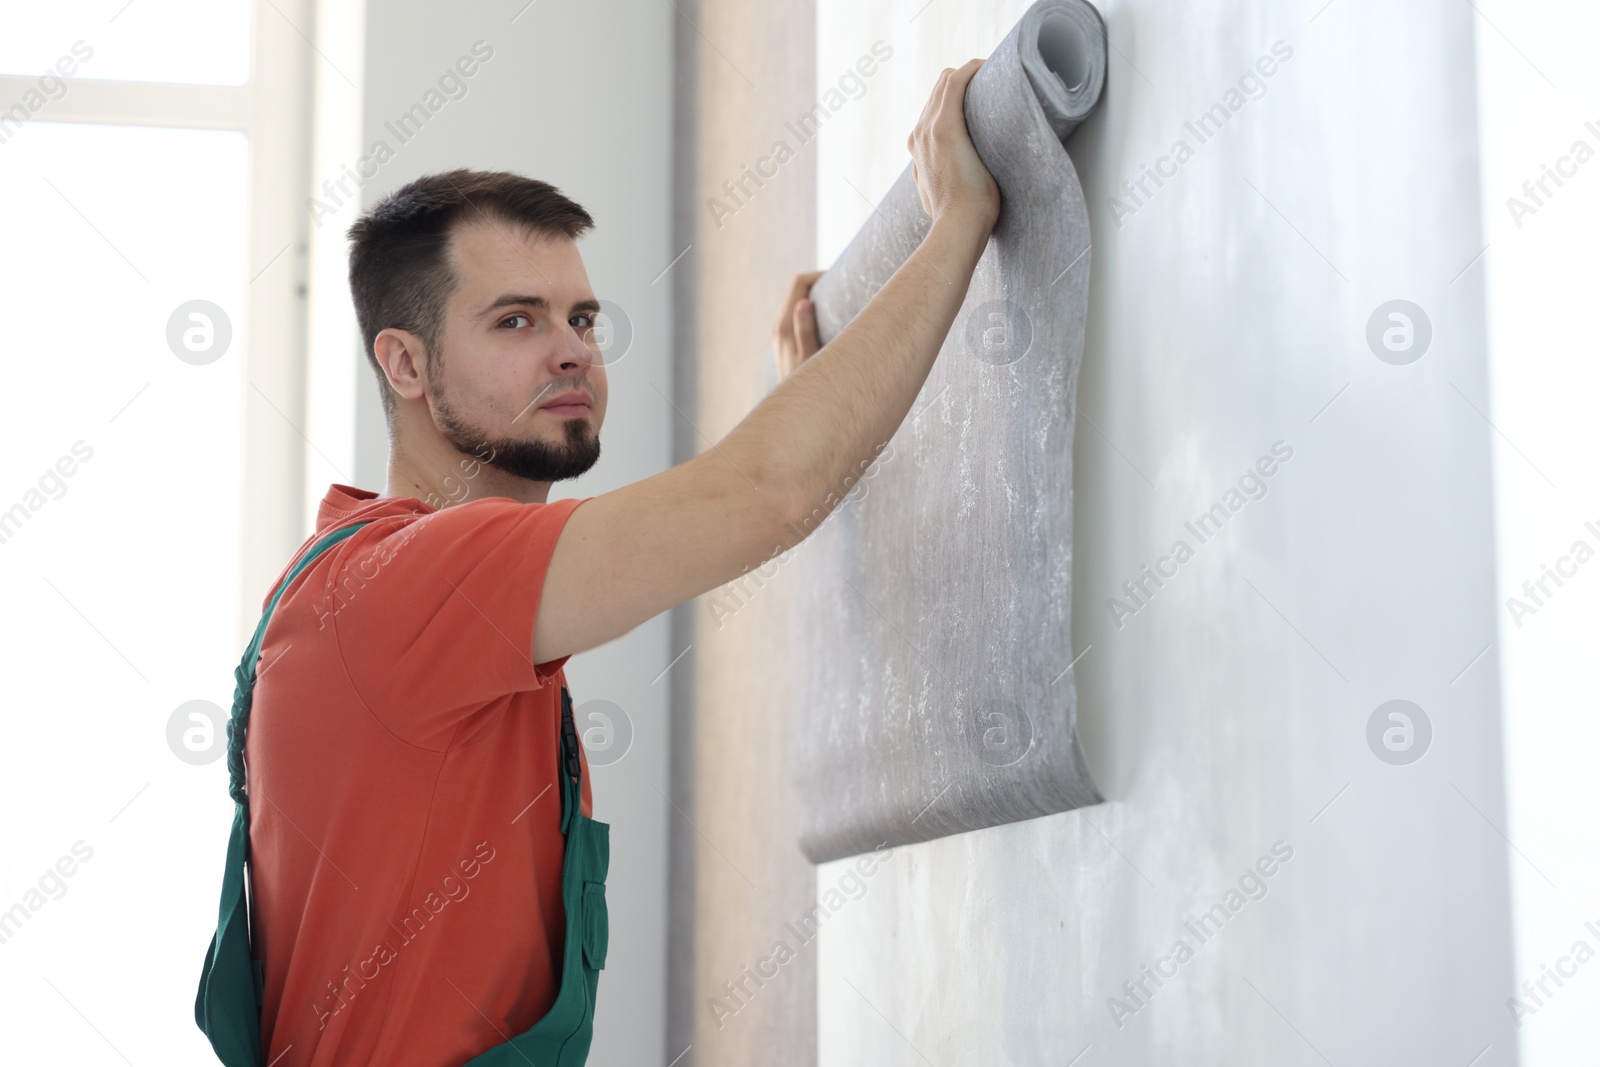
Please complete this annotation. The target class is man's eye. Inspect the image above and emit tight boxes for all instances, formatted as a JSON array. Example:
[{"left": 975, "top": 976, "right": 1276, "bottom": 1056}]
[
  {"left": 571, "top": 314, "right": 596, "bottom": 330},
  {"left": 500, "top": 314, "right": 532, "bottom": 329}
]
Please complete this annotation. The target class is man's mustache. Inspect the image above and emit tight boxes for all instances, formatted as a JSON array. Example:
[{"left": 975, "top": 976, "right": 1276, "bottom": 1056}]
[{"left": 511, "top": 380, "right": 591, "bottom": 425}]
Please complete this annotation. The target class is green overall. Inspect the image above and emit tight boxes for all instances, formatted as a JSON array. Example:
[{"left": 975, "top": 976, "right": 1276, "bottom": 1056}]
[{"left": 194, "top": 521, "right": 610, "bottom": 1066}]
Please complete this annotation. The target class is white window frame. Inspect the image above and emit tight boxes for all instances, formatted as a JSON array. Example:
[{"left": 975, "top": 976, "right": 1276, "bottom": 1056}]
[{"left": 0, "top": 0, "right": 337, "bottom": 643}]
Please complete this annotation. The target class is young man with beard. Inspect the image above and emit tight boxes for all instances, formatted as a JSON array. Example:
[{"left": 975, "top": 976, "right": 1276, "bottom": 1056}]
[{"left": 233, "top": 59, "right": 998, "bottom": 1067}]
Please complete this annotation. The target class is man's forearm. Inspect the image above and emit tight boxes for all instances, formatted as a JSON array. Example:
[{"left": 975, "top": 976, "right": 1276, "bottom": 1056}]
[{"left": 725, "top": 213, "right": 990, "bottom": 532}]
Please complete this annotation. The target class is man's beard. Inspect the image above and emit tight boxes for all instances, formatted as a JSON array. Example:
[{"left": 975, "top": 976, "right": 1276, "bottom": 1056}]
[{"left": 435, "top": 386, "right": 600, "bottom": 483}]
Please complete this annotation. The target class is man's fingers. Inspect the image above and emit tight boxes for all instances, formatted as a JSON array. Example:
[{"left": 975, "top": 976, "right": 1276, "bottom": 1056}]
[
  {"left": 774, "top": 270, "right": 825, "bottom": 337},
  {"left": 933, "top": 59, "right": 981, "bottom": 138},
  {"left": 788, "top": 269, "right": 823, "bottom": 303},
  {"left": 793, "top": 298, "right": 820, "bottom": 359},
  {"left": 772, "top": 269, "right": 826, "bottom": 380},
  {"left": 916, "top": 68, "right": 949, "bottom": 131}
]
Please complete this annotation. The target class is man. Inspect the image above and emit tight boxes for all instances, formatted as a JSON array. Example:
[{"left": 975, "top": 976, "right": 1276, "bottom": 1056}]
[{"left": 243, "top": 59, "right": 998, "bottom": 1067}]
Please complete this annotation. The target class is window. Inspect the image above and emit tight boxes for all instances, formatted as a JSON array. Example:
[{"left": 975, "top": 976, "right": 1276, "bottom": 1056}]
[{"left": 0, "top": 2, "right": 322, "bottom": 1060}]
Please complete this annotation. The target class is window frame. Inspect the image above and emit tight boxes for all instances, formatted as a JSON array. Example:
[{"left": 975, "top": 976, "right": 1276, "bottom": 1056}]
[{"left": 0, "top": 0, "right": 330, "bottom": 644}]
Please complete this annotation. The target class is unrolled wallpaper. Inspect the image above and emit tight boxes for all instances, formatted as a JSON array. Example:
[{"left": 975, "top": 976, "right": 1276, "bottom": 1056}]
[{"left": 793, "top": 0, "right": 1107, "bottom": 863}]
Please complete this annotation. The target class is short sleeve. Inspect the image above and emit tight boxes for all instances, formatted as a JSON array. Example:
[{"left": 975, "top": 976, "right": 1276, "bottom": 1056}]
[{"left": 334, "top": 495, "right": 589, "bottom": 746}]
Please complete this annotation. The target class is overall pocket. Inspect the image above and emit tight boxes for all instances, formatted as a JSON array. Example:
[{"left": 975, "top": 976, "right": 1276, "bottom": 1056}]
[{"left": 581, "top": 880, "right": 608, "bottom": 971}]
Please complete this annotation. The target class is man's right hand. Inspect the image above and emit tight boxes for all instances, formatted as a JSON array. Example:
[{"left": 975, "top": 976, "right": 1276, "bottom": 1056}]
[
  {"left": 908, "top": 59, "right": 1001, "bottom": 237},
  {"left": 772, "top": 269, "right": 824, "bottom": 383}
]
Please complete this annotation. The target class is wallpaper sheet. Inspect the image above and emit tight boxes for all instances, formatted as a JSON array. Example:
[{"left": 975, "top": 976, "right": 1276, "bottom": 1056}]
[{"left": 794, "top": 0, "right": 1107, "bottom": 863}]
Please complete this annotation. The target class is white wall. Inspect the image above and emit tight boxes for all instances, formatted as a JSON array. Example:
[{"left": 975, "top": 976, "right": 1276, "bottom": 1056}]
[
  {"left": 1474, "top": 1, "right": 1600, "bottom": 1062},
  {"left": 814, "top": 1, "right": 1516, "bottom": 1063},
  {"left": 351, "top": 2, "right": 675, "bottom": 1062}
]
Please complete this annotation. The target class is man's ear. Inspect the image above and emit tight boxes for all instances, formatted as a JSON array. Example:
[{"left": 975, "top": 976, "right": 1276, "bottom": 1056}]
[{"left": 374, "top": 328, "right": 429, "bottom": 403}]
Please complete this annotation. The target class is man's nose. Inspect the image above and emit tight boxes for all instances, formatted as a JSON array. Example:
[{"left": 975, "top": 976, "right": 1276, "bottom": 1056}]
[{"left": 557, "top": 321, "right": 598, "bottom": 369}]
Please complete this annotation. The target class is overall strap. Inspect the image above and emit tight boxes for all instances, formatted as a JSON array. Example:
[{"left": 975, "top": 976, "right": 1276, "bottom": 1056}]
[
  {"left": 234, "top": 522, "right": 372, "bottom": 995},
  {"left": 558, "top": 685, "right": 582, "bottom": 836},
  {"left": 196, "top": 520, "right": 374, "bottom": 1065},
  {"left": 226, "top": 522, "right": 371, "bottom": 805}
]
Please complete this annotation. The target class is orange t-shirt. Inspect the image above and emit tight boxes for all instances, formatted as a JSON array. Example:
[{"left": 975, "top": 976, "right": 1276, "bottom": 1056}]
[{"left": 245, "top": 483, "right": 594, "bottom": 1067}]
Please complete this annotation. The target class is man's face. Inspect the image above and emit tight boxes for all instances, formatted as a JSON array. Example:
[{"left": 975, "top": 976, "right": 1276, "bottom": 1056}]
[{"left": 425, "top": 220, "right": 608, "bottom": 483}]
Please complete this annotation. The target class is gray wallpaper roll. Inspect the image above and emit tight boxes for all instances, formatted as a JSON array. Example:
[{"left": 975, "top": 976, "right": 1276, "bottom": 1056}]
[{"left": 793, "top": 0, "right": 1106, "bottom": 864}]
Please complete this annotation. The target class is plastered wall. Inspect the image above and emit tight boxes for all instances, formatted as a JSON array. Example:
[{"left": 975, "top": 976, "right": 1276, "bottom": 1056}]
[
  {"left": 806, "top": 1, "right": 1518, "bottom": 1063},
  {"left": 667, "top": 1, "right": 821, "bottom": 1065}
]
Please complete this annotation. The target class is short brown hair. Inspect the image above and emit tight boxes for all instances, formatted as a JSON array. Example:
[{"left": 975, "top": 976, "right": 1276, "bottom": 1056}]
[{"left": 346, "top": 168, "right": 595, "bottom": 428}]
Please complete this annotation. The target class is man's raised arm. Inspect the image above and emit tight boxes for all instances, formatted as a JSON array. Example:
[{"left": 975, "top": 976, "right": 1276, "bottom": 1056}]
[{"left": 533, "top": 59, "right": 999, "bottom": 665}]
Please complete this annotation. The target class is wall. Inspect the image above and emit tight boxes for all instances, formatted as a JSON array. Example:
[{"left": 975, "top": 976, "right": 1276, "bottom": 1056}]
[
  {"left": 1474, "top": 1, "right": 1600, "bottom": 1060},
  {"left": 667, "top": 1, "right": 821, "bottom": 1064},
  {"left": 352, "top": 2, "right": 675, "bottom": 1062},
  {"left": 810, "top": 1, "right": 1517, "bottom": 1063}
]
